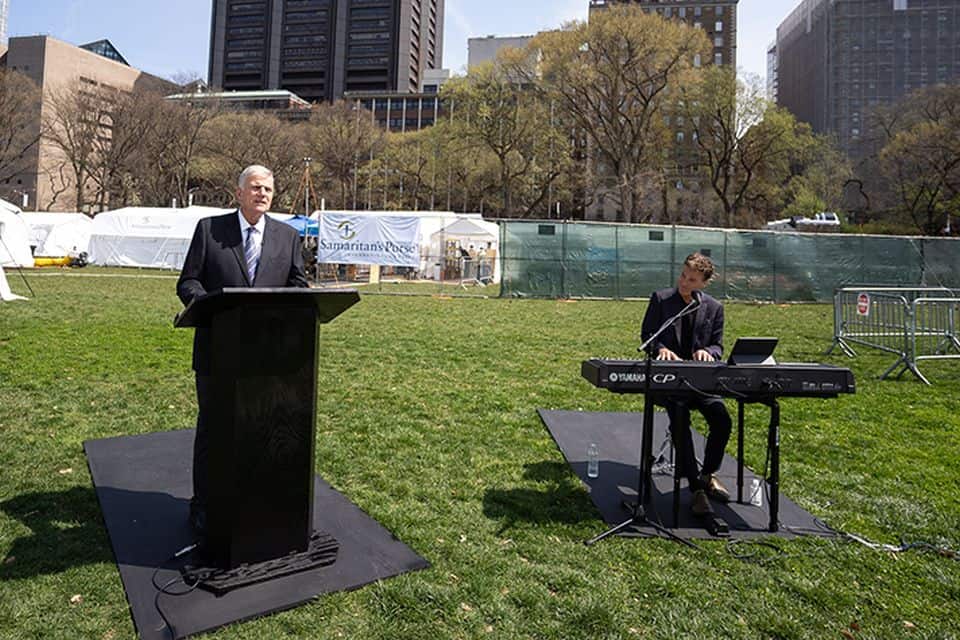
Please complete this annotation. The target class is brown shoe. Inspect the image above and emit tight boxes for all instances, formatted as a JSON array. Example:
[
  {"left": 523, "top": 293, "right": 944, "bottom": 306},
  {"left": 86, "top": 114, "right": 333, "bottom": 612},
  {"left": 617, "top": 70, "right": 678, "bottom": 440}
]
[
  {"left": 701, "top": 473, "right": 730, "bottom": 503},
  {"left": 690, "top": 489, "right": 713, "bottom": 516}
]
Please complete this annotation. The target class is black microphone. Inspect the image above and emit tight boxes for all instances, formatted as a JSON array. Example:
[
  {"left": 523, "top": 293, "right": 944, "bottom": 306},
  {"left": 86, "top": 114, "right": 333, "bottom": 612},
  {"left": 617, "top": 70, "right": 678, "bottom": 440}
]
[{"left": 638, "top": 290, "right": 701, "bottom": 354}]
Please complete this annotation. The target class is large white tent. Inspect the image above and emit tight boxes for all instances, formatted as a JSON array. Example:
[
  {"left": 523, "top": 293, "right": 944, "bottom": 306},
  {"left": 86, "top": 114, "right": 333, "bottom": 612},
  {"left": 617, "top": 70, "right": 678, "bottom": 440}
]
[
  {"left": 38, "top": 217, "right": 94, "bottom": 257},
  {"left": 427, "top": 216, "right": 501, "bottom": 282},
  {"left": 20, "top": 212, "right": 93, "bottom": 257},
  {"left": 0, "top": 199, "right": 35, "bottom": 268},
  {"left": 88, "top": 206, "right": 232, "bottom": 269}
]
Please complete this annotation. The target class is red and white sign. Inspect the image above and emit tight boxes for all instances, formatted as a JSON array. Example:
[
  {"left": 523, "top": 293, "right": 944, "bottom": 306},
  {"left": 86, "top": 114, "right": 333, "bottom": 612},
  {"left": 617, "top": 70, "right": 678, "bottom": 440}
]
[{"left": 856, "top": 292, "right": 870, "bottom": 316}]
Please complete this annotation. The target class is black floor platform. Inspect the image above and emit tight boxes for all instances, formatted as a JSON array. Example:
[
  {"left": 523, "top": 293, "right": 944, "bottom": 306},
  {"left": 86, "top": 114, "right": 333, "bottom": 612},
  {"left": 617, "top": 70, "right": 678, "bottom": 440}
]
[
  {"left": 84, "top": 429, "right": 429, "bottom": 640},
  {"left": 538, "top": 409, "right": 836, "bottom": 540}
]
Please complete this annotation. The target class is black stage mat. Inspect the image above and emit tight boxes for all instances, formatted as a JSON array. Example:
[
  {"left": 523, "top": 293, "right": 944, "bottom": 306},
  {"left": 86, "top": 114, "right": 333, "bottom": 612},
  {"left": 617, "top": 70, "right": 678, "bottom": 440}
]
[
  {"left": 84, "top": 429, "right": 429, "bottom": 640},
  {"left": 538, "top": 409, "right": 836, "bottom": 540}
]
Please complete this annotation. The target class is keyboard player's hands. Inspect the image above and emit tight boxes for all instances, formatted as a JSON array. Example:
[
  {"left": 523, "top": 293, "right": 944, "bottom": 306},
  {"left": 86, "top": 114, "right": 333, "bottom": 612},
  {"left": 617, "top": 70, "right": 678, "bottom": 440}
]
[
  {"left": 692, "top": 349, "right": 715, "bottom": 362},
  {"left": 657, "top": 347, "right": 681, "bottom": 361}
]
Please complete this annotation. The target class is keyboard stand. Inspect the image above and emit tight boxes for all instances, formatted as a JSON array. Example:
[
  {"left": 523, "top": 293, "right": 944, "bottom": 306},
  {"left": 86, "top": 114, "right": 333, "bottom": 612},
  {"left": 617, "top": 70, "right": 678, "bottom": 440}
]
[
  {"left": 585, "top": 357, "right": 697, "bottom": 548},
  {"left": 733, "top": 397, "right": 781, "bottom": 532}
]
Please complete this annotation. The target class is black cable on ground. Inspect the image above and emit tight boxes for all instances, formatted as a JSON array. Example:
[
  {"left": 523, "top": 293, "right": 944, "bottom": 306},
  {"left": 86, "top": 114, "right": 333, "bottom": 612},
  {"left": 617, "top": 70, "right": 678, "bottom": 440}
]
[
  {"left": 150, "top": 543, "right": 202, "bottom": 640},
  {"left": 725, "top": 538, "right": 786, "bottom": 564}
]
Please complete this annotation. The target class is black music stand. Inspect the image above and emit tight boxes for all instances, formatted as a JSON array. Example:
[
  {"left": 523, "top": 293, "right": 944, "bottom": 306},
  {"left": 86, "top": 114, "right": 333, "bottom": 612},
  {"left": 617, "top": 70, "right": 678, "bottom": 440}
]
[
  {"left": 585, "top": 303, "right": 700, "bottom": 548},
  {"left": 175, "top": 287, "right": 359, "bottom": 572}
]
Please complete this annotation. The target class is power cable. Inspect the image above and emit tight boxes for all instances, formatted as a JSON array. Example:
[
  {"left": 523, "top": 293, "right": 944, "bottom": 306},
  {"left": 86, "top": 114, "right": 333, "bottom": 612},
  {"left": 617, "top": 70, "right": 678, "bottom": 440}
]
[{"left": 150, "top": 542, "right": 201, "bottom": 639}]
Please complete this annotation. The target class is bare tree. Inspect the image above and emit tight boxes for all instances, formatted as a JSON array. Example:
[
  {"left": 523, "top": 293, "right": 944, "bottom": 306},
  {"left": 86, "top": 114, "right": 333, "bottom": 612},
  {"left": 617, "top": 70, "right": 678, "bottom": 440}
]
[
  {"left": 85, "top": 89, "right": 167, "bottom": 211},
  {"left": 44, "top": 81, "right": 110, "bottom": 211},
  {"left": 196, "top": 111, "right": 310, "bottom": 209},
  {"left": 308, "top": 101, "right": 385, "bottom": 209},
  {"left": 126, "top": 97, "right": 221, "bottom": 207},
  {"left": 0, "top": 69, "right": 43, "bottom": 196}
]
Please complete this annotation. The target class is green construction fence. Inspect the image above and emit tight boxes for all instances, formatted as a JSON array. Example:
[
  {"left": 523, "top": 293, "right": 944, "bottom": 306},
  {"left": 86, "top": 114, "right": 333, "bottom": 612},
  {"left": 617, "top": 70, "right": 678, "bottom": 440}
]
[{"left": 498, "top": 221, "right": 960, "bottom": 302}]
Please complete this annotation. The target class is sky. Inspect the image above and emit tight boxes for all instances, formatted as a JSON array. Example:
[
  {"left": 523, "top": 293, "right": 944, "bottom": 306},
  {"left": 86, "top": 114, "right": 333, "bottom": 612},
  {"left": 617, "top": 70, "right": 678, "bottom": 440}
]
[{"left": 7, "top": 0, "right": 802, "bottom": 83}]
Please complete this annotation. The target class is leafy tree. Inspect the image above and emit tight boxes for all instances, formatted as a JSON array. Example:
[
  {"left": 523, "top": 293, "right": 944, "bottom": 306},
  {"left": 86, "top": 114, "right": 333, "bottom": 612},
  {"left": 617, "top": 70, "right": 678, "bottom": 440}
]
[
  {"left": 521, "top": 6, "right": 710, "bottom": 222},
  {"left": 680, "top": 67, "right": 817, "bottom": 227},
  {"left": 781, "top": 135, "right": 852, "bottom": 220},
  {"left": 874, "top": 86, "right": 960, "bottom": 234},
  {"left": 442, "top": 60, "right": 571, "bottom": 217}
]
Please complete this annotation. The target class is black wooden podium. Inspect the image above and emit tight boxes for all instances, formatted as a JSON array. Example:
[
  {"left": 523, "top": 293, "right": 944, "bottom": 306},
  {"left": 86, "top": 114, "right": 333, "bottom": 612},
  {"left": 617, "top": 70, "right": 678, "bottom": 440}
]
[{"left": 175, "top": 287, "right": 359, "bottom": 571}]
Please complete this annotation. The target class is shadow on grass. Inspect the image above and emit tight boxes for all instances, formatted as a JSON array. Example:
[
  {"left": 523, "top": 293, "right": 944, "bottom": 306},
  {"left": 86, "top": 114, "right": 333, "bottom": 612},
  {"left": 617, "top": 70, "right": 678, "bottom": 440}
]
[
  {"left": 481, "top": 461, "right": 598, "bottom": 534},
  {"left": 1, "top": 485, "right": 192, "bottom": 579},
  {"left": 0, "top": 486, "right": 113, "bottom": 579}
]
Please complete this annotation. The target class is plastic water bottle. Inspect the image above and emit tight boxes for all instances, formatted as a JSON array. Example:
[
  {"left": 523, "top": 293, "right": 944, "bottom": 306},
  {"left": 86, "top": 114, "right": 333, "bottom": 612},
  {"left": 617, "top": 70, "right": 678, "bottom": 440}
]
[
  {"left": 587, "top": 443, "right": 600, "bottom": 478},
  {"left": 750, "top": 478, "right": 763, "bottom": 507}
]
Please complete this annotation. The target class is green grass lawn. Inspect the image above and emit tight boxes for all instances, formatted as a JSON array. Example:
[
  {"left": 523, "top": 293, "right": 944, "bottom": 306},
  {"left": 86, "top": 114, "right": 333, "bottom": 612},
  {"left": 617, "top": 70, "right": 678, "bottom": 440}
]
[{"left": 1, "top": 270, "right": 958, "bottom": 640}]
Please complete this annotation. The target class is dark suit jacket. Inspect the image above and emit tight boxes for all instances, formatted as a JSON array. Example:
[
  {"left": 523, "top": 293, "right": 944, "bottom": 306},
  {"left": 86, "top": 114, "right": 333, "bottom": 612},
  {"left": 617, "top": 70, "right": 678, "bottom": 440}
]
[
  {"left": 176, "top": 211, "right": 309, "bottom": 372},
  {"left": 640, "top": 287, "right": 724, "bottom": 361}
]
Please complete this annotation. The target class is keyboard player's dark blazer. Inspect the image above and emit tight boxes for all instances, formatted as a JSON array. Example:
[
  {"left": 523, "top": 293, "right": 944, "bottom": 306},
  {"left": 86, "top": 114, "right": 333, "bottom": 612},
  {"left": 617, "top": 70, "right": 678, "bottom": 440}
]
[{"left": 640, "top": 287, "right": 724, "bottom": 361}]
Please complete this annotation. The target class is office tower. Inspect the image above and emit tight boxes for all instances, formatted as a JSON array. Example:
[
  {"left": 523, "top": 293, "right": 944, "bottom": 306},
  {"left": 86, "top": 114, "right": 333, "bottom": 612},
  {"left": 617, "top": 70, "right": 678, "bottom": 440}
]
[
  {"left": 589, "top": 0, "right": 739, "bottom": 68},
  {"left": 208, "top": 0, "right": 444, "bottom": 103},
  {"left": 775, "top": 0, "right": 960, "bottom": 154},
  {"left": 767, "top": 41, "right": 778, "bottom": 101}
]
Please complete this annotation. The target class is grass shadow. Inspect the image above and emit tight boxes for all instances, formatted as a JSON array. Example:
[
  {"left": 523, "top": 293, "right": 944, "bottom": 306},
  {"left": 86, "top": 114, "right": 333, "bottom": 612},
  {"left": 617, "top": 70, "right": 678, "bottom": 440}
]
[
  {"left": 0, "top": 486, "right": 113, "bottom": 579},
  {"left": 481, "top": 461, "right": 598, "bottom": 534}
]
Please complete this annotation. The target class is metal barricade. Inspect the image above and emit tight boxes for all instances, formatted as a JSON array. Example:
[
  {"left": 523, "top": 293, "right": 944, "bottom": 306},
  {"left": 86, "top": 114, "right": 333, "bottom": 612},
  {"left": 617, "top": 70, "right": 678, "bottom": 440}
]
[
  {"left": 458, "top": 257, "right": 495, "bottom": 287},
  {"left": 909, "top": 297, "right": 960, "bottom": 384},
  {"left": 827, "top": 286, "right": 959, "bottom": 384}
]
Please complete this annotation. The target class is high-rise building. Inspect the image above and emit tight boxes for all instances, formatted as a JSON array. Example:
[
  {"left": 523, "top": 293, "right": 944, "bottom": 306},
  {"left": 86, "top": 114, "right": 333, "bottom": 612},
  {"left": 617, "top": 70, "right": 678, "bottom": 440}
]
[
  {"left": 766, "top": 41, "right": 778, "bottom": 101},
  {"left": 589, "top": 0, "right": 739, "bottom": 68},
  {"left": 208, "top": 0, "right": 444, "bottom": 104},
  {"left": 775, "top": 0, "right": 960, "bottom": 154}
]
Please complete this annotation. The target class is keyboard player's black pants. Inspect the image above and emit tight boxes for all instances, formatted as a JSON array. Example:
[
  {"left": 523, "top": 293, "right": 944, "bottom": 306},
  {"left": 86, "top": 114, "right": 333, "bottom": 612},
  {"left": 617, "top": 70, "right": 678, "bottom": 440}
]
[{"left": 664, "top": 396, "right": 732, "bottom": 492}]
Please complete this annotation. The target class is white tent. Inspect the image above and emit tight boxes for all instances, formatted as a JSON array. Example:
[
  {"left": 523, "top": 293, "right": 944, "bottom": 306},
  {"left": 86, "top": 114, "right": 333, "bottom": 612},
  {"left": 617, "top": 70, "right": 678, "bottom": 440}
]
[
  {"left": 0, "top": 199, "right": 34, "bottom": 268},
  {"left": 20, "top": 212, "right": 93, "bottom": 257},
  {"left": 428, "top": 217, "right": 501, "bottom": 282},
  {"left": 88, "top": 206, "right": 232, "bottom": 269},
  {"left": 39, "top": 217, "right": 94, "bottom": 257},
  {"left": 21, "top": 211, "right": 93, "bottom": 258}
]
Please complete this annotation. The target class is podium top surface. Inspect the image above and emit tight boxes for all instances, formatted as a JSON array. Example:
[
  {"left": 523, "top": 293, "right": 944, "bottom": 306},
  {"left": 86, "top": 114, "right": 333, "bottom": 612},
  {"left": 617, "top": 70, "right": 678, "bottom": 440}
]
[{"left": 175, "top": 287, "right": 360, "bottom": 328}]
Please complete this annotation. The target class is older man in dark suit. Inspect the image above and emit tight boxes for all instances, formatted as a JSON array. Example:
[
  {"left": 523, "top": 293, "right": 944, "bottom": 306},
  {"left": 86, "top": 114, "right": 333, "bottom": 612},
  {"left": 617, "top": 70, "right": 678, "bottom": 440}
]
[
  {"left": 641, "top": 252, "right": 732, "bottom": 516},
  {"left": 177, "top": 164, "right": 309, "bottom": 535}
]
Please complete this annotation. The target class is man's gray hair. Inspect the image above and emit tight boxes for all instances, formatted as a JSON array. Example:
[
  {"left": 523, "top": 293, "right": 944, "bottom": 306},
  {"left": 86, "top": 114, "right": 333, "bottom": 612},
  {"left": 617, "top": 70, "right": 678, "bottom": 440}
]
[{"left": 238, "top": 165, "right": 274, "bottom": 188}]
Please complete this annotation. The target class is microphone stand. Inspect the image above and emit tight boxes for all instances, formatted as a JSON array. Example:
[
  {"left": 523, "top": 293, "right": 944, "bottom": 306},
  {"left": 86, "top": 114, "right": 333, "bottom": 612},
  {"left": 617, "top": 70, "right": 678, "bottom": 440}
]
[{"left": 585, "top": 295, "right": 701, "bottom": 548}]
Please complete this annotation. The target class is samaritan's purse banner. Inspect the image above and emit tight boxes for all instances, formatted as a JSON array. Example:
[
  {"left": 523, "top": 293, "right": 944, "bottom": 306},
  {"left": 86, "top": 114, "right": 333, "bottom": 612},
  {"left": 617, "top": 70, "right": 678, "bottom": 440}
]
[{"left": 317, "top": 213, "right": 421, "bottom": 267}]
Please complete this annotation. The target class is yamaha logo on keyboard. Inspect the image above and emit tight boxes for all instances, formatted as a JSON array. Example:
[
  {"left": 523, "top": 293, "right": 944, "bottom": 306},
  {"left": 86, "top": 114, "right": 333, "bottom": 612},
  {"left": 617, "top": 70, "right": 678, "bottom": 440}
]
[{"left": 608, "top": 372, "right": 677, "bottom": 384}]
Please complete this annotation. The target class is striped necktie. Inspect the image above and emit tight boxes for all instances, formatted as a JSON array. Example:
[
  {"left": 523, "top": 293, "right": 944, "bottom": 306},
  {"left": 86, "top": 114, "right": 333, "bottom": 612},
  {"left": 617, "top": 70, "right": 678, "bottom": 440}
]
[{"left": 244, "top": 226, "right": 260, "bottom": 284}]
